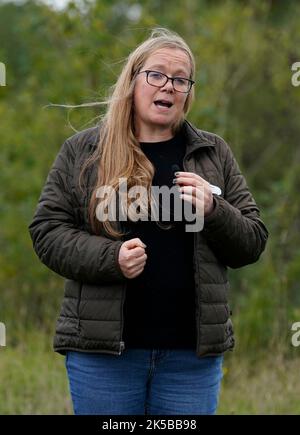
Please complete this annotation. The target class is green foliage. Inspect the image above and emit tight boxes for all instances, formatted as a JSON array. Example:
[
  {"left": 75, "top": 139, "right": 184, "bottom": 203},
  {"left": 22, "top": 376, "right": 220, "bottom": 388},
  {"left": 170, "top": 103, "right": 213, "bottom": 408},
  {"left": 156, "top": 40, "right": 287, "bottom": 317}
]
[{"left": 0, "top": 0, "right": 300, "bottom": 413}]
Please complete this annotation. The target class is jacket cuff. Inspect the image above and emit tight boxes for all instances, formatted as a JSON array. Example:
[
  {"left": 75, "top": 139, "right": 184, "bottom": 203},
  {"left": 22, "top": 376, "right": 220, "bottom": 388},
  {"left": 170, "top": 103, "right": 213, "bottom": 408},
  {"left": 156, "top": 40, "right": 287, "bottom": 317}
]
[
  {"left": 203, "top": 196, "right": 228, "bottom": 231},
  {"left": 112, "top": 240, "right": 126, "bottom": 281}
]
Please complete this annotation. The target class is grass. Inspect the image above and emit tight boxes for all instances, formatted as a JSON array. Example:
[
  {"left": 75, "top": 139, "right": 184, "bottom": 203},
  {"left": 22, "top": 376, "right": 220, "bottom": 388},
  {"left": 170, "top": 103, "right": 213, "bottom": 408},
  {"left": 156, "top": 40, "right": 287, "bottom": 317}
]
[
  {"left": 0, "top": 330, "right": 72, "bottom": 415},
  {"left": 0, "top": 331, "right": 299, "bottom": 414},
  {"left": 218, "top": 352, "right": 300, "bottom": 415}
]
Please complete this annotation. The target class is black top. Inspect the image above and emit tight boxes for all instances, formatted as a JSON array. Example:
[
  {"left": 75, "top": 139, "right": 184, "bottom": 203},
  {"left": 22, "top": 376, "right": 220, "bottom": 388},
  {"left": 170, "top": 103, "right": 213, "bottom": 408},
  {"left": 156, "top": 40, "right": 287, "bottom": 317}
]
[{"left": 122, "top": 130, "right": 197, "bottom": 349}]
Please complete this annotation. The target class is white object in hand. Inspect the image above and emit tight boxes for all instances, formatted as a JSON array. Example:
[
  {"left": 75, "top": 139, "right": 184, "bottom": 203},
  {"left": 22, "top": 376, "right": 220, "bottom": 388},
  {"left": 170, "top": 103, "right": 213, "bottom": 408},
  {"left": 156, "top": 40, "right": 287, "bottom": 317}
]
[{"left": 209, "top": 184, "right": 222, "bottom": 196}]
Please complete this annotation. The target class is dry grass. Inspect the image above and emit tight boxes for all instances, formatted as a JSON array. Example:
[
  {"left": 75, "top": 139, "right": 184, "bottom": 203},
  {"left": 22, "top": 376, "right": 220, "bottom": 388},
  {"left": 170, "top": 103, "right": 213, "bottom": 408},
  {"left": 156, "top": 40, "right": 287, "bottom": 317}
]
[{"left": 218, "top": 353, "right": 300, "bottom": 415}]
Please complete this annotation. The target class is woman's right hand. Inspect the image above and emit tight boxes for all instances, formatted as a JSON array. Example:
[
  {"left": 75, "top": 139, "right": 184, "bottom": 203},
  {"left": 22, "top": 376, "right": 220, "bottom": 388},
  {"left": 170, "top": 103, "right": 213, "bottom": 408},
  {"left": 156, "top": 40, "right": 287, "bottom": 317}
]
[{"left": 118, "top": 238, "right": 147, "bottom": 279}]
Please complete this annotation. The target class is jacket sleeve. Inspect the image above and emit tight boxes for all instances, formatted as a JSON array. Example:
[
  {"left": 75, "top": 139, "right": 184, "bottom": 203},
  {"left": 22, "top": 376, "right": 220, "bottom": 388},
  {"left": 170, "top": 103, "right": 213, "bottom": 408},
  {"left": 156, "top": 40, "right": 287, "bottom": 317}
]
[
  {"left": 28, "top": 138, "right": 126, "bottom": 284},
  {"left": 202, "top": 137, "right": 269, "bottom": 269}
]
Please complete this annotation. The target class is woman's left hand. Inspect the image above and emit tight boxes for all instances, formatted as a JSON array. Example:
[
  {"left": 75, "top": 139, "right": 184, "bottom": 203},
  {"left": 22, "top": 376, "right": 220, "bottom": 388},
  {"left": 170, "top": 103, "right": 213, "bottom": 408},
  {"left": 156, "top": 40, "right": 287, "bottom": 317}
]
[{"left": 174, "top": 171, "right": 215, "bottom": 217}]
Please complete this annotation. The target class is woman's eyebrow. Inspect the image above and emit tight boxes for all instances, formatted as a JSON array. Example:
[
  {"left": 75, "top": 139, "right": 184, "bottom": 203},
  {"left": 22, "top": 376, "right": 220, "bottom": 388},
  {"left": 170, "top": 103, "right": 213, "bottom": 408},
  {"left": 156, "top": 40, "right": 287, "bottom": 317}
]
[{"left": 146, "top": 64, "right": 190, "bottom": 76}]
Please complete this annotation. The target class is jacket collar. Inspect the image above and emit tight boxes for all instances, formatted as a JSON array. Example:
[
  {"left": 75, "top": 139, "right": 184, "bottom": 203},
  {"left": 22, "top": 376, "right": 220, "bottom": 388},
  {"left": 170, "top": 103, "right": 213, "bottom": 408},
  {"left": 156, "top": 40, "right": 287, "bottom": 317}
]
[
  {"left": 90, "top": 119, "right": 215, "bottom": 153},
  {"left": 182, "top": 119, "right": 215, "bottom": 155}
]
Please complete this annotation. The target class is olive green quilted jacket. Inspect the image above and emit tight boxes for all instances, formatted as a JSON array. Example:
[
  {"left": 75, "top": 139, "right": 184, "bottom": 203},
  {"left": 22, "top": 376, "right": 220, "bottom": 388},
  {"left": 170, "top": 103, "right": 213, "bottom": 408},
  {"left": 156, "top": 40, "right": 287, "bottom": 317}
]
[{"left": 28, "top": 120, "right": 268, "bottom": 357}]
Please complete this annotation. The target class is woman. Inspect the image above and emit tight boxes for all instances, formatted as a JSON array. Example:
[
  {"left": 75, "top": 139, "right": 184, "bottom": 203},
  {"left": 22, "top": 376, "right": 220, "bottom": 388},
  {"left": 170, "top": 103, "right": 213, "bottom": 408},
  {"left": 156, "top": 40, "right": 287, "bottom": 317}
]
[{"left": 29, "top": 28, "right": 268, "bottom": 415}]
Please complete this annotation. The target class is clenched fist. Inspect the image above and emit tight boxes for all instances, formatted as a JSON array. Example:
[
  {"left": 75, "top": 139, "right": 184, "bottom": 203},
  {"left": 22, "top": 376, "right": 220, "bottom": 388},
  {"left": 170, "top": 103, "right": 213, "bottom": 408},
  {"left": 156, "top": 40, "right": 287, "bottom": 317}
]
[{"left": 118, "top": 238, "right": 147, "bottom": 279}]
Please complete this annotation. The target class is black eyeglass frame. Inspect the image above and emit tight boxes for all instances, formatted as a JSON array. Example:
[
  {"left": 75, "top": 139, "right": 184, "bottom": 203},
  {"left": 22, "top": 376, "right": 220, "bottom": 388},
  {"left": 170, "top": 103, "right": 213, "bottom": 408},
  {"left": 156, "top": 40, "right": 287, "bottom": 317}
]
[{"left": 137, "top": 70, "right": 195, "bottom": 93}]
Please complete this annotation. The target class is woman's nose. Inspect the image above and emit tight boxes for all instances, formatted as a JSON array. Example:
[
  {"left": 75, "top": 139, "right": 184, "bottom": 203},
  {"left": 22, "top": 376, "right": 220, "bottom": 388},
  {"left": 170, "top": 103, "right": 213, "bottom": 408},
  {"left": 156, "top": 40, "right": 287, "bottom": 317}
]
[{"left": 161, "top": 78, "right": 175, "bottom": 92}]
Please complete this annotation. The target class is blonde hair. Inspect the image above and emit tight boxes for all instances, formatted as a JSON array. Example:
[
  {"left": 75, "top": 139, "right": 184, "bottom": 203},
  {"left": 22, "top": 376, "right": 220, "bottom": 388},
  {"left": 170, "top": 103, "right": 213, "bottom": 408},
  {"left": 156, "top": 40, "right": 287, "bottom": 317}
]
[{"left": 80, "top": 27, "right": 196, "bottom": 239}]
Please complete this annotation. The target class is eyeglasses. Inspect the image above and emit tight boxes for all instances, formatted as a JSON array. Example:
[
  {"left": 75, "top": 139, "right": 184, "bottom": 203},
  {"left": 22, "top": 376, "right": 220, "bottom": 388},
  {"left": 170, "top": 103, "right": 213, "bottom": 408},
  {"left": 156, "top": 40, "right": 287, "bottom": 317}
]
[{"left": 137, "top": 70, "right": 195, "bottom": 93}]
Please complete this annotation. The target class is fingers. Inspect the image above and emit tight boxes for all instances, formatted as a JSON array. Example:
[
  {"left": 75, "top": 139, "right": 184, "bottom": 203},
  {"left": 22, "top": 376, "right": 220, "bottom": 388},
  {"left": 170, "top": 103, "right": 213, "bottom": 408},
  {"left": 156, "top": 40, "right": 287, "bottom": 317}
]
[
  {"left": 179, "top": 186, "right": 214, "bottom": 217},
  {"left": 127, "top": 253, "right": 147, "bottom": 269},
  {"left": 174, "top": 173, "right": 209, "bottom": 189},
  {"left": 126, "top": 263, "right": 146, "bottom": 279},
  {"left": 128, "top": 246, "right": 146, "bottom": 259},
  {"left": 125, "top": 253, "right": 147, "bottom": 279},
  {"left": 179, "top": 190, "right": 200, "bottom": 208},
  {"left": 174, "top": 171, "right": 203, "bottom": 181},
  {"left": 123, "top": 238, "right": 146, "bottom": 249},
  {"left": 123, "top": 237, "right": 147, "bottom": 260},
  {"left": 118, "top": 237, "right": 147, "bottom": 279},
  {"left": 174, "top": 172, "right": 212, "bottom": 214},
  {"left": 178, "top": 185, "right": 204, "bottom": 197}
]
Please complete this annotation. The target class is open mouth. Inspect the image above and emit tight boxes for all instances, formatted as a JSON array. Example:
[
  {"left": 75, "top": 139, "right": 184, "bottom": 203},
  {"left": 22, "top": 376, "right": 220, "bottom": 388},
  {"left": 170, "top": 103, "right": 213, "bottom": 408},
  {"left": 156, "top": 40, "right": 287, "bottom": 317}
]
[{"left": 154, "top": 100, "right": 173, "bottom": 108}]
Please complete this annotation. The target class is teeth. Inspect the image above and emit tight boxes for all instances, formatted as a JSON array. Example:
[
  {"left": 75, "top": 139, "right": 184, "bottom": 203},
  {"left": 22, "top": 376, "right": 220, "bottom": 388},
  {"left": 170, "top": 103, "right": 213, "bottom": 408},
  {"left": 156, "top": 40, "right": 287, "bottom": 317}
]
[{"left": 155, "top": 101, "right": 171, "bottom": 107}]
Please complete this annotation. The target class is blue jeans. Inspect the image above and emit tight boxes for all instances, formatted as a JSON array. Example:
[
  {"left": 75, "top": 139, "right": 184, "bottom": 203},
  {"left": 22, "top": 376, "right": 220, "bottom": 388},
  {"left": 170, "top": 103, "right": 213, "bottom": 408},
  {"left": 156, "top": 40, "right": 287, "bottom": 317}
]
[{"left": 65, "top": 349, "right": 223, "bottom": 415}]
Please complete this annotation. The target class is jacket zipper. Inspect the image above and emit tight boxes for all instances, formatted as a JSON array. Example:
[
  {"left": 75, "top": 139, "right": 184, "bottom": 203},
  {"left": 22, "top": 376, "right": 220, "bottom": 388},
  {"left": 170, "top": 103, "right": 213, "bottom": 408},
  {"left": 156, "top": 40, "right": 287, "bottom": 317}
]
[
  {"left": 118, "top": 280, "right": 126, "bottom": 355},
  {"left": 183, "top": 154, "right": 200, "bottom": 357},
  {"left": 118, "top": 229, "right": 127, "bottom": 355},
  {"left": 118, "top": 149, "right": 200, "bottom": 356},
  {"left": 192, "top": 232, "right": 201, "bottom": 356},
  {"left": 76, "top": 283, "right": 83, "bottom": 333}
]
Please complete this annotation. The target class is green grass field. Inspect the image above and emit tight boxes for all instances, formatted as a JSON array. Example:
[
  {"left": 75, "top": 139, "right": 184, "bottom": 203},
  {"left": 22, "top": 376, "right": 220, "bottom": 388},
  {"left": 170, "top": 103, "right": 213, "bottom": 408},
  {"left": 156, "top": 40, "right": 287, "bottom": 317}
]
[
  {"left": 218, "top": 353, "right": 300, "bottom": 415},
  {"left": 1, "top": 331, "right": 299, "bottom": 415}
]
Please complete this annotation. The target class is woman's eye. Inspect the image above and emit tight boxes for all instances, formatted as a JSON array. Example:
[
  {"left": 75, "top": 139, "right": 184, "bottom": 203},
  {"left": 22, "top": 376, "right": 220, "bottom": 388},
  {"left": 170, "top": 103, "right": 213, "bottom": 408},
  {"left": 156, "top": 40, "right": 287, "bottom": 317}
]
[
  {"left": 149, "top": 72, "right": 163, "bottom": 79},
  {"left": 175, "top": 78, "right": 186, "bottom": 85}
]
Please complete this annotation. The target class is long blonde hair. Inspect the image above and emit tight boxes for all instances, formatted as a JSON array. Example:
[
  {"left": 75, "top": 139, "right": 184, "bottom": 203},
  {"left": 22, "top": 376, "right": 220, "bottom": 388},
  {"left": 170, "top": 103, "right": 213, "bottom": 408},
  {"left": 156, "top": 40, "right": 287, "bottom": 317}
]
[{"left": 80, "top": 28, "right": 196, "bottom": 239}]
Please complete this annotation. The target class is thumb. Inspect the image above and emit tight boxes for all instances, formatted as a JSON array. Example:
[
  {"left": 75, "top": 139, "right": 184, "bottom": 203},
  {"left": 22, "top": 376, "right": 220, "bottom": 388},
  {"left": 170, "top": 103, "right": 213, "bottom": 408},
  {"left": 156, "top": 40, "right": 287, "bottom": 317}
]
[{"left": 123, "top": 238, "right": 147, "bottom": 250}]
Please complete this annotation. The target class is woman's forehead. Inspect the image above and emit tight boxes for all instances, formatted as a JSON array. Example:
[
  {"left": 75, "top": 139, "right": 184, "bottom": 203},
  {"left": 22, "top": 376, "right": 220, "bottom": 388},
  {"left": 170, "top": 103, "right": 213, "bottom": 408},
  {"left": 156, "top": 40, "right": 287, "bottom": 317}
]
[{"left": 144, "top": 48, "right": 191, "bottom": 75}]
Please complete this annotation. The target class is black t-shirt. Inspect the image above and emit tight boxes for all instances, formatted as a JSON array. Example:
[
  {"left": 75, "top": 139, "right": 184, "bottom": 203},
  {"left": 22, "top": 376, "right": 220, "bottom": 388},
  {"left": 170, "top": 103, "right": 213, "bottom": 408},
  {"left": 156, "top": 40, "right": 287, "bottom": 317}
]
[{"left": 122, "top": 130, "right": 197, "bottom": 349}]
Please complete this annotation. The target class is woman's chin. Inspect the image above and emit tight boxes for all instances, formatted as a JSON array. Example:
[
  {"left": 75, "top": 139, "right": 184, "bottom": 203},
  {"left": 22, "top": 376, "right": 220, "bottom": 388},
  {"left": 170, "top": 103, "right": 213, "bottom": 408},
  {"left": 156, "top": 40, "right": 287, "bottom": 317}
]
[{"left": 149, "top": 114, "right": 177, "bottom": 127}]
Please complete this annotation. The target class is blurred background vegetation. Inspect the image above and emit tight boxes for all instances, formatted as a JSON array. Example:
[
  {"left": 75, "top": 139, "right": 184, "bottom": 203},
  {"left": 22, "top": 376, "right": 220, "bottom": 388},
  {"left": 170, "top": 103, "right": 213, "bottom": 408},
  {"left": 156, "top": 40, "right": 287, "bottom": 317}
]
[{"left": 0, "top": 0, "right": 300, "bottom": 414}]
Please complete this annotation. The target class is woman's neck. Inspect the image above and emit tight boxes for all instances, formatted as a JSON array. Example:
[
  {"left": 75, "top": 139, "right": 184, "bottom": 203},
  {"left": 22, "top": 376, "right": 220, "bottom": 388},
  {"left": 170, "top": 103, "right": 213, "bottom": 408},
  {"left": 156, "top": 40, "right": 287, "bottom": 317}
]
[{"left": 136, "top": 124, "right": 174, "bottom": 143}]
